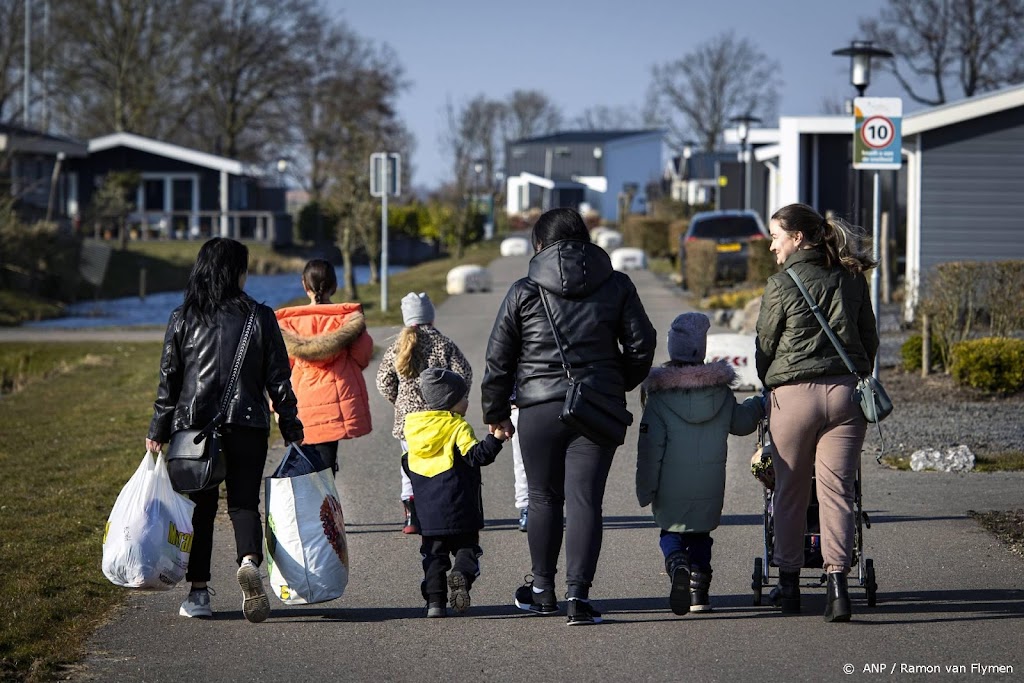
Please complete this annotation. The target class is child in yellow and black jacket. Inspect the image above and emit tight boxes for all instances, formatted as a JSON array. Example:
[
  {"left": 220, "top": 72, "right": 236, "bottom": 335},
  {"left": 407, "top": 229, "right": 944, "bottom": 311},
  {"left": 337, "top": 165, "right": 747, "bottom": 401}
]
[{"left": 402, "top": 367, "right": 504, "bottom": 618}]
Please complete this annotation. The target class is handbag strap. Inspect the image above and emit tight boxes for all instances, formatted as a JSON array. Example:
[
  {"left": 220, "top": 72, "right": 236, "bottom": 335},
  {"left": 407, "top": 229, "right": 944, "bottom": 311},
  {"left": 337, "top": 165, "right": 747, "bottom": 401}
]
[
  {"left": 196, "top": 305, "right": 258, "bottom": 440},
  {"left": 785, "top": 268, "right": 859, "bottom": 375},
  {"left": 537, "top": 287, "right": 575, "bottom": 383},
  {"left": 787, "top": 269, "right": 885, "bottom": 457}
]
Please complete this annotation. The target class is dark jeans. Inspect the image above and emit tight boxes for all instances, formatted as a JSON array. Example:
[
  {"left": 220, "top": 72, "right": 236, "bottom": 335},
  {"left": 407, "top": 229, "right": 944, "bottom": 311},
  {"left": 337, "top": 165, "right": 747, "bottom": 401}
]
[
  {"left": 659, "top": 530, "right": 714, "bottom": 571},
  {"left": 185, "top": 426, "right": 269, "bottom": 583},
  {"left": 517, "top": 400, "right": 616, "bottom": 600},
  {"left": 420, "top": 532, "right": 482, "bottom": 601},
  {"left": 311, "top": 440, "right": 339, "bottom": 475}
]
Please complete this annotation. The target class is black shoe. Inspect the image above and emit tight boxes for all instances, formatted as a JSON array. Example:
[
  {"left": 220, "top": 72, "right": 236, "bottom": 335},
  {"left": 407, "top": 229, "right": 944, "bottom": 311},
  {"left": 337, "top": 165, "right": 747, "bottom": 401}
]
[
  {"left": 824, "top": 572, "right": 852, "bottom": 622},
  {"left": 665, "top": 551, "right": 691, "bottom": 616},
  {"left": 690, "top": 568, "right": 713, "bottom": 613},
  {"left": 513, "top": 576, "right": 558, "bottom": 615},
  {"left": 769, "top": 569, "right": 801, "bottom": 614},
  {"left": 518, "top": 507, "right": 528, "bottom": 532},
  {"left": 566, "top": 598, "right": 603, "bottom": 625},
  {"left": 426, "top": 601, "right": 446, "bottom": 618},
  {"left": 448, "top": 572, "right": 471, "bottom": 614}
]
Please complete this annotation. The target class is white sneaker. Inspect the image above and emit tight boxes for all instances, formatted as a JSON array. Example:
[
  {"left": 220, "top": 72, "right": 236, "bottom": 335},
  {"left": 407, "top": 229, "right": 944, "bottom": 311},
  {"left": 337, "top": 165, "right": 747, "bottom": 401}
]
[
  {"left": 179, "top": 587, "right": 214, "bottom": 618},
  {"left": 237, "top": 559, "right": 270, "bottom": 623}
]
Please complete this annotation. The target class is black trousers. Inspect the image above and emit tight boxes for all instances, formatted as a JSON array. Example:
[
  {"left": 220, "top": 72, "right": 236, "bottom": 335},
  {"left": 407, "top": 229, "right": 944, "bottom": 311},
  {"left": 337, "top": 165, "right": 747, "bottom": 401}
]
[
  {"left": 310, "top": 440, "right": 339, "bottom": 475},
  {"left": 185, "top": 426, "right": 269, "bottom": 583},
  {"left": 517, "top": 400, "right": 616, "bottom": 599},
  {"left": 419, "top": 532, "right": 482, "bottom": 601}
]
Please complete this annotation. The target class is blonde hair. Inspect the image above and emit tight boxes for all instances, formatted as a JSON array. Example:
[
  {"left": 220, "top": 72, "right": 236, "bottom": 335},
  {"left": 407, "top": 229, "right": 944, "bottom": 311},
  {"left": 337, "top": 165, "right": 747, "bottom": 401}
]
[
  {"left": 771, "top": 203, "right": 876, "bottom": 274},
  {"left": 395, "top": 326, "right": 421, "bottom": 378}
]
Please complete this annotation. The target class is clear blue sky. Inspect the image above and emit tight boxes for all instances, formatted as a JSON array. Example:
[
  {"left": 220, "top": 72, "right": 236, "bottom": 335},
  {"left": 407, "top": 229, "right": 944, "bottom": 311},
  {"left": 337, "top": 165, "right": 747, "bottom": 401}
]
[{"left": 326, "top": 0, "right": 908, "bottom": 189}]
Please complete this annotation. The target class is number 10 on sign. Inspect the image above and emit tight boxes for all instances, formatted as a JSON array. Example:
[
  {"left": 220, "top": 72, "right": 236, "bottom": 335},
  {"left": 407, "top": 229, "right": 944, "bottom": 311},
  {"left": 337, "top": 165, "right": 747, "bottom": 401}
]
[{"left": 853, "top": 97, "right": 902, "bottom": 170}]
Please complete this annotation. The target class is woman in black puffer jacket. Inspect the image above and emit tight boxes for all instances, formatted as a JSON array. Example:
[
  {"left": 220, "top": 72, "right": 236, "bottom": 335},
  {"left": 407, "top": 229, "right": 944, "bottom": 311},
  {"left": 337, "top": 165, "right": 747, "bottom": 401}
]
[
  {"left": 482, "top": 208, "right": 656, "bottom": 625},
  {"left": 146, "top": 237, "right": 303, "bottom": 623}
]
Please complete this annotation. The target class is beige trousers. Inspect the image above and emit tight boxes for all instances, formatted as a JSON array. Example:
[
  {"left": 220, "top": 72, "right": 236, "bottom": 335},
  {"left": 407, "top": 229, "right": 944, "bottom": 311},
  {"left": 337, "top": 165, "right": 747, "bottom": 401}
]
[{"left": 769, "top": 375, "right": 866, "bottom": 573}]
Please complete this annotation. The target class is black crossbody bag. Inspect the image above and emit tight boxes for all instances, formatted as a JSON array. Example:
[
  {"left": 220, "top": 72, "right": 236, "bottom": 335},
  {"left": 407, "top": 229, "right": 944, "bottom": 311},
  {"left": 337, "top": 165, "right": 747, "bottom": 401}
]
[
  {"left": 786, "top": 269, "right": 893, "bottom": 456},
  {"left": 538, "top": 288, "right": 633, "bottom": 448},
  {"left": 165, "top": 305, "right": 258, "bottom": 493}
]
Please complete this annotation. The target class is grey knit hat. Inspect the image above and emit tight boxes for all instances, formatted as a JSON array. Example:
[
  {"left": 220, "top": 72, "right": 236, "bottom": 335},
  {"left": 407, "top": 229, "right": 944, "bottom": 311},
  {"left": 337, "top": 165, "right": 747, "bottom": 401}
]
[
  {"left": 419, "top": 368, "right": 468, "bottom": 411},
  {"left": 667, "top": 312, "right": 710, "bottom": 364},
  {"left": 401, "top": 292, "right": 435, "bottom": 326}
]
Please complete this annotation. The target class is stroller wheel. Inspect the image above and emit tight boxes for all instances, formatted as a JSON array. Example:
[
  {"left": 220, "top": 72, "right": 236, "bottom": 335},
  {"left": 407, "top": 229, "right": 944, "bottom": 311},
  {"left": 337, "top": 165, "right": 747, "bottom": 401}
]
[
  {"left": 865, "top": 558, "right": 878, "bottom": 607},
  {"left": 752, "top": 557, "right": 764, "bottom": 605}
]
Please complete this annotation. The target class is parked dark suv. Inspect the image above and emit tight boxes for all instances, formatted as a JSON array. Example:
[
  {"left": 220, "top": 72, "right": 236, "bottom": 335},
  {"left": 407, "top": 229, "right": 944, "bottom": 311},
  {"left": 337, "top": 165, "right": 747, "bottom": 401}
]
[{"left": 678, "top": 210, "right": 769, "bottom": 285}]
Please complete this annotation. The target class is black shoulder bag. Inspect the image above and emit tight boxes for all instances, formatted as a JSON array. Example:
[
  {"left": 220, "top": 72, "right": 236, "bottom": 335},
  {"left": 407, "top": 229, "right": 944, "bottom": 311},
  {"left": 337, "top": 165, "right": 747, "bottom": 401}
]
[
  {"left": 538, "top": 288, "right": 633, "bottom": 449},
  {"left": 165, "top": 305, "right": 258, "bottom": 493},
  {"left": 786, "top": 269, "right": 893, "bottom": 454}
]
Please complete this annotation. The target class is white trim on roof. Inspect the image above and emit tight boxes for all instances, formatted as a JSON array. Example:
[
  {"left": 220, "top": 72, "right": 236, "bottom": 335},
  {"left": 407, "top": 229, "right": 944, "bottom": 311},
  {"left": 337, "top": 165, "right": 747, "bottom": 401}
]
[
  {"left": 754, "top": 144, "right": 780, "bottom": 162},
  {"left": 903, "top": 83, "right": 1024, "bottom": 135},
  {"left": 722, "top": 128, "right": 781, "bottom": 145},
  {"left": 88, "top": 132, "right": 261, "bottom": 176}
]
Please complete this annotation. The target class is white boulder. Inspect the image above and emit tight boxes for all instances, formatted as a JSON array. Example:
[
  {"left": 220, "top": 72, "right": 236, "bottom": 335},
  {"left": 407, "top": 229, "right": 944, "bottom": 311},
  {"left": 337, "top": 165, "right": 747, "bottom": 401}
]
[
  {"left": 909, "top": 445, "right": 976, "bottom": 472},
  {"left": 446, "top": 264, "right": 493, "bottom": 295},
  {"left": 610, "top": 247, "right": 647, "bottom": 271},
  {"left": 500, "top": 236, "right": 530, "bottom": 257},
  {"left": 594, "top": 229, "right": 624, "bottom": 252}
]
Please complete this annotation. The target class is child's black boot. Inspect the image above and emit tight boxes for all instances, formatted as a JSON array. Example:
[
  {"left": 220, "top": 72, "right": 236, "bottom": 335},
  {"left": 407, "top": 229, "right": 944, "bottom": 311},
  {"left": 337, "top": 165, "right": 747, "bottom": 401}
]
[
  {"left": 689, "top": 567, "right": 713, "bottom": 613},
  {"left": 665, "top": 551, "right": 691, "bottom": 616},
  {"left": 770, "top": 569, "right": 801, "bottom": 614}
]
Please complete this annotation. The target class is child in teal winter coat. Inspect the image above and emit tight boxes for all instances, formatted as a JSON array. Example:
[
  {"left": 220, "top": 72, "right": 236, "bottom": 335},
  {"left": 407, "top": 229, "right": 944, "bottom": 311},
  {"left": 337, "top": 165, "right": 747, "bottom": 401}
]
[{"left": 636, "top": 312, "right": 764, "bottom": 615}]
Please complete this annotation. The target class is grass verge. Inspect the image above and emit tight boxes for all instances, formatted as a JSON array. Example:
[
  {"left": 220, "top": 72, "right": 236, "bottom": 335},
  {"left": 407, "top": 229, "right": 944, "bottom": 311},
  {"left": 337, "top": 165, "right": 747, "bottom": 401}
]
[
  {"left": 968, "top": 509, "right": 1024, "bottom": 558},
  {"left": 881, "top": 452, "right": 1024, "bottom": 472},
  {"left": 0, "top": 342, "right": 163, "bottom": 681},
  {"left": 0, "top": 291, "right": 64, "bottom": 327},
  {"left": 279, "top": 240, "right": 502, "bottom": 327}
]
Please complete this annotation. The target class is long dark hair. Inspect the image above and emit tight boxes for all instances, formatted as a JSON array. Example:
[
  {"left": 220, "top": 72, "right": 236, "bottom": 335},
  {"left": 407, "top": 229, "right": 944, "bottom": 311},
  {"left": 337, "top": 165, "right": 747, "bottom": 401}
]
[
  {"left": 770, "top": 203, "right": 876, "bottom": 274},
  {"left": 531, "top": 208, "right": 591, "bottom": 251},
  {"left": 302, "top": 259, "right": 337, "bottom": 304},
  {"left": 182, "top": 237, "right": 249, "bottom": 324}
]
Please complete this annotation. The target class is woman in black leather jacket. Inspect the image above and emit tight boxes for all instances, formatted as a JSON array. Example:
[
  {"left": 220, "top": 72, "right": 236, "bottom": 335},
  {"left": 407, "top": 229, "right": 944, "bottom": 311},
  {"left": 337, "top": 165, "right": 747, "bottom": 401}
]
[
  {"left": 146, "top": 237, "right": 303, "bottom": 623},
  {"left": 482, "top": 208, "right": 656, "bottom": 625}
]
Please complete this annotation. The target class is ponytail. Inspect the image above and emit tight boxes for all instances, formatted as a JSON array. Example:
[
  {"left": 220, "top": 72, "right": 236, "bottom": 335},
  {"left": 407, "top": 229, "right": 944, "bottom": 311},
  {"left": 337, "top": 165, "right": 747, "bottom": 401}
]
[
  {"left": 395, "top": 326, "right": 421, "bottom": 378},
  {"left": 301, "top": 259, "right": 337, "bottom": 305},
  {"left": 770, "top": 203, "right": 876, "bottom": 274}
]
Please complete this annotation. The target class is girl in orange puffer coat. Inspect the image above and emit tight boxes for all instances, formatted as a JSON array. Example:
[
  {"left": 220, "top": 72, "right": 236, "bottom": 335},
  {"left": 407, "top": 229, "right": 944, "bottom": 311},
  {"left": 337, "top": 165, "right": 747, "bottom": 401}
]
[{"left": 275, "top": 260, "right": 373, "bottom": 473}]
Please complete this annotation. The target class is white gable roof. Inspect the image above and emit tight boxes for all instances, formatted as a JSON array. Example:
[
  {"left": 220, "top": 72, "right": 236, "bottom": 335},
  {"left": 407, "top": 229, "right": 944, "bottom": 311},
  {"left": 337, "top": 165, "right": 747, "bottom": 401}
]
[
  {"left": 903, "top": 82, "right": 1024, "bottom": 135},
  {"left": 88, "top": 132, "right": 262, "bottom": 176}
]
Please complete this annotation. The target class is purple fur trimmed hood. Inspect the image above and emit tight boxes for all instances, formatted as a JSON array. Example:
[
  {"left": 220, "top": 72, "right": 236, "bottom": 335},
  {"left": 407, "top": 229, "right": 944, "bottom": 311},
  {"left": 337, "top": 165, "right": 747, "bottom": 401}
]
[{"left": 642, "top": 360, "right": 737, "bottom": 393}]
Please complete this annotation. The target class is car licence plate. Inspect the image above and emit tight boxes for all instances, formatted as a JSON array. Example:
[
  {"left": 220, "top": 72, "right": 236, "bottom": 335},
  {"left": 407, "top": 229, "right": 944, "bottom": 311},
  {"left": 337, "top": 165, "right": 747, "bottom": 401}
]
[{"left": 716, "top": 242, "right": 741, "bottom": 253}]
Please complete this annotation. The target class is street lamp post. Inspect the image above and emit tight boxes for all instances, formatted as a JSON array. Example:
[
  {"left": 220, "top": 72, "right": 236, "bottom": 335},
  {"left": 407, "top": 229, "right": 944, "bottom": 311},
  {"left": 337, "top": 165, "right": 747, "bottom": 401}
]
[
  {"left": 729, "top": 114, "right": 760, "bottom": 211},
  {"left": 680, "top": 140, "right": 695, "bottom": 205},
  {"left": 832, "top": 40, "right": 894, "bottom": 226},
  {"left": 473, "top": 159, "right": 485, "bottom": 238}
]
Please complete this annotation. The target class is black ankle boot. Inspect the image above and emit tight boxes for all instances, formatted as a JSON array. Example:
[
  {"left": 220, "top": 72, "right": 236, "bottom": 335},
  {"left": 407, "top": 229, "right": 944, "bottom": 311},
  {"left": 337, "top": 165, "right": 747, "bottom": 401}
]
[
  {"left": 770, "top": 569, "right": 801, "bottom": 614},
  {"left": 665, "top": 551, "right": 691, "bottom": 616},
  {"left": 824, "top": 572, "right": 852, "bottom": 622},
  {"left": 689, "top": 568, "right": 713, "bottom": 613}
]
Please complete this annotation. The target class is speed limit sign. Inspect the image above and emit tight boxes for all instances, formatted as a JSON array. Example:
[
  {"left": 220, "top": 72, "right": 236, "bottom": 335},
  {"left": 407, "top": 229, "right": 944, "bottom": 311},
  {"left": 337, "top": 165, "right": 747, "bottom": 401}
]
[{"left": 854, "top": 97, "right": 902, "bottom": 169}]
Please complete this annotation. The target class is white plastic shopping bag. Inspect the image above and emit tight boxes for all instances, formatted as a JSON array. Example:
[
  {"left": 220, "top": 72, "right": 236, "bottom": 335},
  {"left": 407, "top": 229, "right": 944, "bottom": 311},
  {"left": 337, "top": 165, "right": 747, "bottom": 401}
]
[
  {"left": 102, "top": 452, "right": 196, "bottom": 590},
  {"left": 265, "top": 444, "right": 349, "bottom": 604}
]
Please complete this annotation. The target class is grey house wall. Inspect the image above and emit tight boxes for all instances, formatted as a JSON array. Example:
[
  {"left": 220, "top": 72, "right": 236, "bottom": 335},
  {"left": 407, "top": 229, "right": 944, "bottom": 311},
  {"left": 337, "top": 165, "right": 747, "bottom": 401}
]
[
  {"left": 918, "top": 107, "right": 1024, "bottom": 275},
  {"left": 505, "top": 141, "right": 603, "bottom": 180}
]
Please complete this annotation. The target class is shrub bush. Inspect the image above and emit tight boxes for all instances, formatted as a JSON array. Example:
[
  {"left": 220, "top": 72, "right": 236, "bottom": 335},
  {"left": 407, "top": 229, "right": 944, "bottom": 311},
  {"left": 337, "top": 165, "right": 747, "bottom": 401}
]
[
  {"left": 684, "top": 239, "right": 717, "bottom": 297},
  {"left": 901, "top": 335, "right": 922, "bottom": 372},
  {"left": 703, "top": 287, "right": 763, "bottom": 311},
  {"left": 950, "top": 337, "right": 1024, "bottom": 394},
  {"left": 746, "top": 238, "right": 778, "bottom": 284},
  {"left": 668, "top": 219, "right": 688, "bottom": 259},
  {"left": 621, "top": 217, "right": 670, "bottom": 258},
  {"left": 296, "top": 201, "right": 338, "bottom": 243}
]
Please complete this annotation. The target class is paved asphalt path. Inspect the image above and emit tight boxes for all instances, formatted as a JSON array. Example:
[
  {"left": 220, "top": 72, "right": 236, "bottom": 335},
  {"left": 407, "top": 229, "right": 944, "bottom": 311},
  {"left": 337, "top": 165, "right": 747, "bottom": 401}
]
[{"left": 61, "top": 256, "right": 1023, "bottom": 682}]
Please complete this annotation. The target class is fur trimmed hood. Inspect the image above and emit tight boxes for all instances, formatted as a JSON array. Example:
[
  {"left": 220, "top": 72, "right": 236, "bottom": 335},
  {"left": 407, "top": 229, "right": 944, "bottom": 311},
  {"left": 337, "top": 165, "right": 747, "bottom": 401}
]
[
  {"left": 278, "top": 309, "right": 366, "bottom": 362},
  {"left": 642, "top": 361, "right": 736, "bottom": 393}
]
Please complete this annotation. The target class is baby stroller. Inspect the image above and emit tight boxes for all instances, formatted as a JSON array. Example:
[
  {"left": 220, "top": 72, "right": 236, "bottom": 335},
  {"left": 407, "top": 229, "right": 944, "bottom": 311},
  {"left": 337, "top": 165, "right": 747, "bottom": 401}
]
[{"left": 750, "top": 418, "right": 879, "bottom": 607}]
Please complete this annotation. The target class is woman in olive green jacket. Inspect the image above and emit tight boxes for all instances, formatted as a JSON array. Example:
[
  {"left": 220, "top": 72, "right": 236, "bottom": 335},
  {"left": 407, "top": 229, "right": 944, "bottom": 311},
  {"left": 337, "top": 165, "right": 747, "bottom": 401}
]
[{"left": 754, "top": 203, "right": 878, "bottom": 623}]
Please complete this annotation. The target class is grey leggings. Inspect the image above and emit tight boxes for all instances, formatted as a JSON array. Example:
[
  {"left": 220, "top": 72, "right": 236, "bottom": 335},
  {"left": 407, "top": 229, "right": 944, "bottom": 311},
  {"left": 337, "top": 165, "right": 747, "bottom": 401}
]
[{"left": 517, "top": 400, "right": 616, "bottom": 599}]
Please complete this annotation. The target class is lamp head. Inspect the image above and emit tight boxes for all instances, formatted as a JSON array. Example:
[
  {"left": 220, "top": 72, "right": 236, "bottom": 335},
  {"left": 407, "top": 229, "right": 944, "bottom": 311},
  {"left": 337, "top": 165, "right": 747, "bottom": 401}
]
[{"left": 831, "top": 40, "right": 893, "bottom": 96}]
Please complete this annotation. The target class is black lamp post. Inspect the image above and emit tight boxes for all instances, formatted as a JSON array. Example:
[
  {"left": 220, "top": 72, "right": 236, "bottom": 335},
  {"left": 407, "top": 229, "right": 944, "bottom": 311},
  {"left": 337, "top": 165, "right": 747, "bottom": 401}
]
[
  {"left": 832, "top": 40, "right": 893, "bottom": 225},
  {"left": 729, "top": 114, "right": 760, "bottom": 211}
]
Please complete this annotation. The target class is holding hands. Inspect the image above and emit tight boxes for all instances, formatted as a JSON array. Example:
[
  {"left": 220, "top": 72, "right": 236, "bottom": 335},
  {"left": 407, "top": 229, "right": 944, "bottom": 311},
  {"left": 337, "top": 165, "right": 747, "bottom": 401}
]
[{"left": 489, "top": 419, "right": 514, "bottom": 442}]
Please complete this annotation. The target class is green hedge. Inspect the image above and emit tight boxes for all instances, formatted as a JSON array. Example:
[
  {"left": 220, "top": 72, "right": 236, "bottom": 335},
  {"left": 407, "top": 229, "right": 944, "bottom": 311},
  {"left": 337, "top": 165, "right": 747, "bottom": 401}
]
[
  {"left": 684, "top": 239, "right": 718, "bottom": 297},
  {"left": 950, "top": 337, "right": 1024, "bottom": 394},
  {"left": 621, "top": 217, "right": 670, "bottom": 258},
  {"left": 746, "top": 238, "right": 778, "bottom": 284}
]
